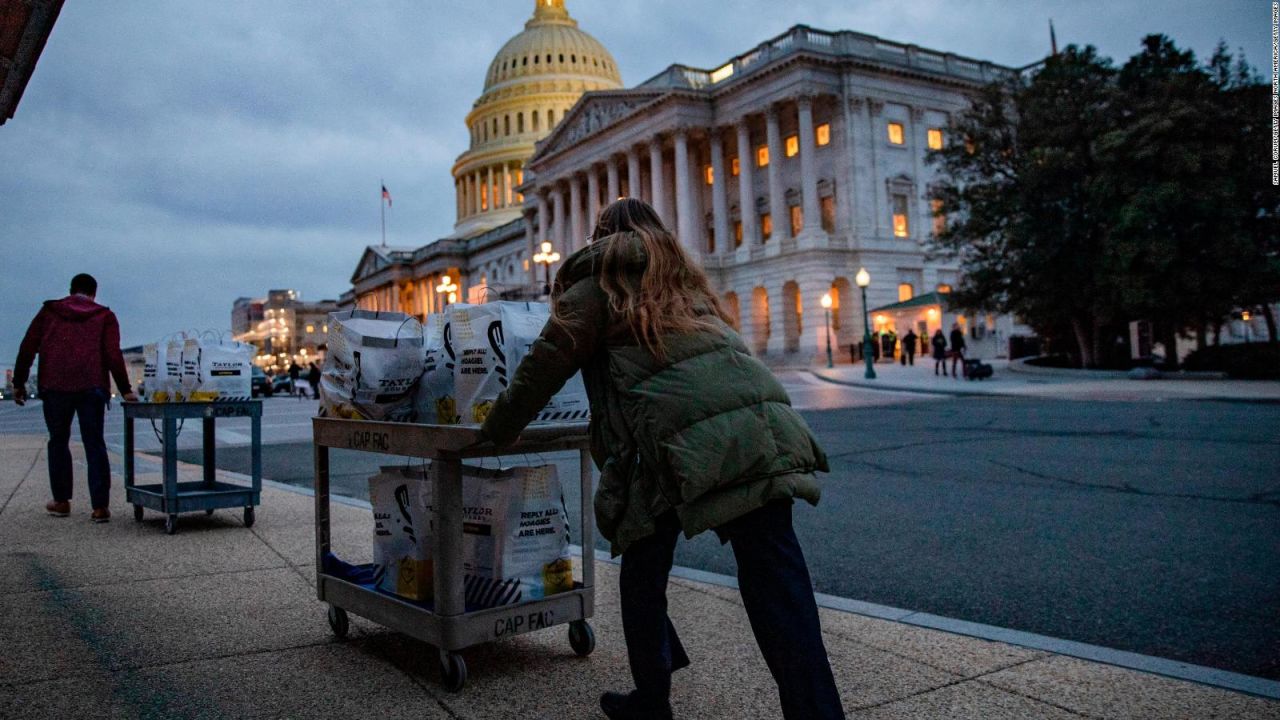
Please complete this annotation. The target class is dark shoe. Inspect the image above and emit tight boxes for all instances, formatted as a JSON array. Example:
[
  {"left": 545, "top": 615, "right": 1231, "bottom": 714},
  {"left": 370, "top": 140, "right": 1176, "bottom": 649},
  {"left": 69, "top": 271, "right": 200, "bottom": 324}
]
[
  {"left": 46, "top": 500, "right": 70, "bottom": 517},
  {"left": 91, "top": 508, "right": 111, "bottom": 523},
  {"left": 601, "top": 691, "right": 673, "bottom": 720}
]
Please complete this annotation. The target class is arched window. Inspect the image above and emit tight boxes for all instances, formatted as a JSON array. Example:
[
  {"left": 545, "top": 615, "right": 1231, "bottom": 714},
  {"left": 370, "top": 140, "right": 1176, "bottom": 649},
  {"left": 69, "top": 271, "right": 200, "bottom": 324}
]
[
  {"left": 517, "top": 112, "right": 524, "bottom": 133},
  {"left": 559, "top": 54, "right": 565, "bottom": 63},
  {"left": 570, "top": 54, "right": 576, "bottom": 63},
  {"left": 546, "top": 54, "right": 552, "bottom": 63},
  {"left": 534, "top": 55, "right": 539, "bottom": 64},
  {"left": 504, "top": 115, "right": 510, "bottom": 136},
  {"left": 532, "top": 110, "right": 540, "bottom": 132},
  {"left": 548, "top": 108, "right": 555, "bottom": 125},
  {"left": 522, "top": 56, "right": 528, "bottom": 66}
]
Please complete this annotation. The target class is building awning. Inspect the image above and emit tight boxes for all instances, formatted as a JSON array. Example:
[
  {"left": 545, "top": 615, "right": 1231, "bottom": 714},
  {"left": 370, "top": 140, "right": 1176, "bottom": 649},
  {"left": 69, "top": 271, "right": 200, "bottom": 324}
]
[
  {"left": 870, "top": 291, "right": 951, "bottom": 314},
  {"left": 1, "top": 0, "right": 66, "bottom": 125}
]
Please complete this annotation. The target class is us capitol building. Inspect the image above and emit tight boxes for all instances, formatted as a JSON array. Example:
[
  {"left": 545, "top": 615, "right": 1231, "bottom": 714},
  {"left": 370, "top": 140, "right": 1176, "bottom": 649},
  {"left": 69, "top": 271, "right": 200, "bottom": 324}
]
[{"left": 345, "top": 0, "right": 1034, "bottom": 362}]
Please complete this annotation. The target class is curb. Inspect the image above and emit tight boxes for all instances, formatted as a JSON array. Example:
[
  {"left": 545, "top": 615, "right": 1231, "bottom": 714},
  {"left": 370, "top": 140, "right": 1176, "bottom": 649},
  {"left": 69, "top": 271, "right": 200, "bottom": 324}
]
[{"left": 807, "top": 369, "right": 1009, "bottom": 398}]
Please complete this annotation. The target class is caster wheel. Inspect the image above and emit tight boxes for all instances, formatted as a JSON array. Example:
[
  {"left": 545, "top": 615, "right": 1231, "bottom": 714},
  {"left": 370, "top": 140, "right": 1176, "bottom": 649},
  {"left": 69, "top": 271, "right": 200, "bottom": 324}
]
[
  {"left": 243, "top": 507, "right": 255, "bottom": 528},
  {"left": 439, "top": 651, "right": 467, "bottom": 692},
  {"left": 568, "top": 620, "right": 595, "bottom": 657},
  {"left": 165, "top": 515, "right": 177, "bottom": 535},
  {"left": 205, "top": 508, "right": 215, "bottom": 516},
  {"left": 133, "top": 504, "right": 144, "bottom": 523},
  {"left": 327, "top": 605, "right": 349, "bottom": 639}
]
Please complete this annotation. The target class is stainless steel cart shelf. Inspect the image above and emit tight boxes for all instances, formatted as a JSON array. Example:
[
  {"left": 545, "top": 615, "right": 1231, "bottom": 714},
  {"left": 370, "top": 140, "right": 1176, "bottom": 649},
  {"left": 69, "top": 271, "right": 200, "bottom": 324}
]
[
  {"left": 122, "top": 400, "right": 263, "bottom": 535},
  {"left": 313, "top": 417, "right": 596, "bottom": 692}
]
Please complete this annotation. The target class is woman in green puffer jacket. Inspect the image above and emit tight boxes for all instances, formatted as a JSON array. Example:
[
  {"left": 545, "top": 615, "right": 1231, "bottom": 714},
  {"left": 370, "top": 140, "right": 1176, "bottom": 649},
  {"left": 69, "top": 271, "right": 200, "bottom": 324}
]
[{"left": 480, "top": 198, "right": 844, "bottom": 720}]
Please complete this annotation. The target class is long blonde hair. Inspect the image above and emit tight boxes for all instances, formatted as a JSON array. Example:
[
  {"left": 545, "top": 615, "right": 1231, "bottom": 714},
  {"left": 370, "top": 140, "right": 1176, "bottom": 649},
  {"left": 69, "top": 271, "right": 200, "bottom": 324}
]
[{"left": 554, "top": 198, "right": 731, "bottom": 361}]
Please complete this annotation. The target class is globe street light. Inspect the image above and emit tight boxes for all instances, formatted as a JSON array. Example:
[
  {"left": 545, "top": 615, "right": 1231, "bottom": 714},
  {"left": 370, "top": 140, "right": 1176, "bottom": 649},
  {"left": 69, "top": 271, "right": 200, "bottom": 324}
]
[
  {"left": 435, "top": 275, "right": 458, "bottom": 307},
  {"left": 533, "top": 241, "right": 561, "bottom": 295},
  {"left": 820, "top": 292, "right": 834, "bottom": 369},
  {"left": 855, "top": 267, "right": 876, "bottom": 380}
]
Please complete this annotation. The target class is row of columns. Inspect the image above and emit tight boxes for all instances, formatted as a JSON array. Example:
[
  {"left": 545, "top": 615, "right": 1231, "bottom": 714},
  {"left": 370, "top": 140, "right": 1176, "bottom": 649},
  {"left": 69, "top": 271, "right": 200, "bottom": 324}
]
[
  {"left": 456, "top": 161, "right": 524, "bottom": 220},
  {"left": 528, "top": 95, "right": 828, "bottom": 259}
]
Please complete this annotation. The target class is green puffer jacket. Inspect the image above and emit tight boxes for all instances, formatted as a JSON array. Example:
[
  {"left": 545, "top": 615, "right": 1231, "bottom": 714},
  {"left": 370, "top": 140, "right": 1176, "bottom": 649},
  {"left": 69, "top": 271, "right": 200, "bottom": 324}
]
[{"left": 480, "top": 232, "right": 828, "bottom": 555}]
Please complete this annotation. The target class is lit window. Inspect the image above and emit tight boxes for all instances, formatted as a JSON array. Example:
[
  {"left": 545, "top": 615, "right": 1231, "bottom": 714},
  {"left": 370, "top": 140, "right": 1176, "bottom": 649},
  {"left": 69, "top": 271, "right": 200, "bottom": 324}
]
[
  {"left": 898, "top": 283, "right": 914, "bottom": 302},
  {"left": 322, "top": 324, "right": 328, "bottom": 333},
  {"left": 704, "top": 165, "right": 714, "bottom": 185},
  {"left": 710, "top": 63, "right": 734, "bottom": 83},
  {"left": 756, "top": 145, "right": 769, "bottom": 167},
  {"left": 785, "top": 135, "right": 799, "bottom": 157},
  {"left": 523, "top": 259, "right": 530, "bottom": 271},
  {"left": 731, "top": 157, "right": 740, "bottom": 176},
  {"left": 937, "top": 283, "right": 953, "bottom": 294},
  {"left": 892, "top": 194, "right": 909, "bottom": 237},
  {"left": 927, "top": 128, "right": 943, "bottom": 150},
  {"left": 789, "top": 206, "right": 803, "bottom": 236},
  {"left": 930, "top": 199, "right": 945, "bottom": 236},
  {"left": 761, "top": 212, "right": 773, "bottom": 240},
  {"left": 964, "top": 137, "right": 976, "bottom": 155},
  {"left": 514, "top": 168, "right": 523, "bottom": 186},
  {"left": 734, "top": 221, "right": 743, "bottom": 247},
  {"left": 820, "top": 196, "right": 835, "bottom": 233},
  {"left": 305, "top": 324, "right": 314, "bottom": 333},
  {"left": 816, "top": 123, "right": 830, "bottom": 146},
  {"left": 481, "top": 183, "right": 489, "bottom": 211},
  {"left": 887, "top": 122, "right": 905, "bottom": 145}
]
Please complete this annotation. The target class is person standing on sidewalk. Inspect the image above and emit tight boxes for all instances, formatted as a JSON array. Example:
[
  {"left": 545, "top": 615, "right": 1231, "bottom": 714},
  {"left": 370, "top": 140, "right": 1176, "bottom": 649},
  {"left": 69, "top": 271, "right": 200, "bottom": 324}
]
[
  {"left": 480, "top": 199, "right": 844, "bottom": 720},
  {"left": 306, "top": 362, "right": 321, "bottom": 399},
  {"left": 950, "top": 322, "right": 967, "bottom": 379},
  {"left": 902, "top": 328, "right": 918, "bottom": 366},
  {"left": 12, "top": 274, "right": 137, "bottom": 522},
  {"left": 931, "top": 329, "right": 949, "bottom": 376}
]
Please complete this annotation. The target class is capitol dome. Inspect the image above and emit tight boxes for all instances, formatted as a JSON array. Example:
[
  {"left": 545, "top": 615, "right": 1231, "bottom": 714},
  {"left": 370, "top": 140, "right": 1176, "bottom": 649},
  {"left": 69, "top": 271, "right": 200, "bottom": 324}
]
[{"left": 451, "top": 0, "right": 622, "bottom": 238}]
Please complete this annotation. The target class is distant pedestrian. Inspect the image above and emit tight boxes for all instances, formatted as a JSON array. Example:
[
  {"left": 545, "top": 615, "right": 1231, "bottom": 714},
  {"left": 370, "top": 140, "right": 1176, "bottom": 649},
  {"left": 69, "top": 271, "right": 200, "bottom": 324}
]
[
  {"left": 307, "top": 362, "right": 321, "bottom": 399},
  {"left": 931, "top": 329, "right": 948, "bottom": 376},
  {"left": 288, "top": 361, "right": 301, "bottom": 393},
  {"left": 950, "top": 322, "right": 967, "bottom": 379},
  {"left": 13, "top": 274, "right": 137, "bottom": 523},
  {"left": 902, "top": 329, "right": 917, "bottom": 366}
]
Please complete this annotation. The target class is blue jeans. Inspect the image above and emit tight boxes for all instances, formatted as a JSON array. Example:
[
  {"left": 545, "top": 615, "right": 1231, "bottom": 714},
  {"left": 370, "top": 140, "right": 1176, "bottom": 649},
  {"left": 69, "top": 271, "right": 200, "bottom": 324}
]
[
  {"left": 619, "top": 501, "right": 846, "bottom": 719},
  {"left": 41, "top": 389, "right": 111, "bottom": 509}
]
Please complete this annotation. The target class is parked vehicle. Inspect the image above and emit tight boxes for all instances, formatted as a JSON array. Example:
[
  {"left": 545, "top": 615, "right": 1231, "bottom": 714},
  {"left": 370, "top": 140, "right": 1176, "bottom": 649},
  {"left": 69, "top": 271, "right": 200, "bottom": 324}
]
[
  {"left": 252, "top": 367, "right": 274, "bottom": 398},
  {"left": 270, "top": 374, "right": 295, "bottom": 395}
]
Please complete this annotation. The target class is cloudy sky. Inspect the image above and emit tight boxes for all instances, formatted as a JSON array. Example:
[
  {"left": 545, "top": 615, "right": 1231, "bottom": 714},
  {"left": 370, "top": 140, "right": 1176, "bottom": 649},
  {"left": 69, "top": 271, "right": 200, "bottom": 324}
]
[{"left": 0, "top": 0, "right": 1267, "bottom": 365}]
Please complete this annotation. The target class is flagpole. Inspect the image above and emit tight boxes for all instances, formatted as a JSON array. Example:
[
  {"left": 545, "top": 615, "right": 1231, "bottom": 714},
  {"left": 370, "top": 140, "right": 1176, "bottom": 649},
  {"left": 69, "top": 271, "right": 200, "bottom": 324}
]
[{"left": 380, "top": 178, "right": 386, "bottom": 247}]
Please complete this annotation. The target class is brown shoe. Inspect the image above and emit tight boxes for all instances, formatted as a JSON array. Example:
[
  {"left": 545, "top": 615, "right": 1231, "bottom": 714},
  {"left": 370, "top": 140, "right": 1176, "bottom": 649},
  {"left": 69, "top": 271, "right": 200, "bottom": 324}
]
[
  {"left": 91, "top": 508, "right": 111, "bottom": 523},
  {"left": 46, "top": 500, "right": 70, "bottom": 517}
]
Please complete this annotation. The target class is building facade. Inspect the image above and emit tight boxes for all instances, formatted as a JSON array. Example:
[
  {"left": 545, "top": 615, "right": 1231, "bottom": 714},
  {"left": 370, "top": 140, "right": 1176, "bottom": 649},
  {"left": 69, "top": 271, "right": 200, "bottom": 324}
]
[
  {"left": 520, "top": 25, "right": 1032, "bottom": 362},
  {"left": 231, "top": 290, "right": 338, "bottom": 372}
]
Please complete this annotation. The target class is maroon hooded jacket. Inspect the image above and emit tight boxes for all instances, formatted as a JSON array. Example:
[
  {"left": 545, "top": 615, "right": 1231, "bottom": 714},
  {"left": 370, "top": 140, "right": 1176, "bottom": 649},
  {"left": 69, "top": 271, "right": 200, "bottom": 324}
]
[{"left": 14, "top": 295, "right": 132, "bottom": 395}]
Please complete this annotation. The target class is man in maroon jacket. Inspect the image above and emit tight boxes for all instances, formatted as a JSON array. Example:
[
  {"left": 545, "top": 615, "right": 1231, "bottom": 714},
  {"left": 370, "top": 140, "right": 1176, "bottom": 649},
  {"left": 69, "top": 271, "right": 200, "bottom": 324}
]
[{"left": 13, "top": 274, "right": 138, "bottom": 522}]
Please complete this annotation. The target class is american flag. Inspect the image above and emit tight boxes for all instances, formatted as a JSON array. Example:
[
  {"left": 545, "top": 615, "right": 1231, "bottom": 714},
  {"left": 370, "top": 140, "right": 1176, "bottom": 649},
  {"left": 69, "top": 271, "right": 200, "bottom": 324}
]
[{"left": 382, "top": 184, "right": 392, "bottom": 207}]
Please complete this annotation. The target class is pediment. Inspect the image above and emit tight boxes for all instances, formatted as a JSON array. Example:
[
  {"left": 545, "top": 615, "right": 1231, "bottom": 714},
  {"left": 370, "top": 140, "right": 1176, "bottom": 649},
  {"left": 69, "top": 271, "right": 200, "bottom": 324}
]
[
  {"left": 531, "top": 90, "right": 665, "bottom": 163},
  {"left": 351, "top": 247, "right": 392, "bottom": 284}
]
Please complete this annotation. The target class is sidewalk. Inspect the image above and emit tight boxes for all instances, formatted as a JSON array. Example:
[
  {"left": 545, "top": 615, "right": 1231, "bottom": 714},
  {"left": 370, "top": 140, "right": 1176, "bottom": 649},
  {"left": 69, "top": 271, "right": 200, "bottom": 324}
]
[
  {"left": 812, "top": 359, "right": 1280, "bottom": 402},
  {"left": 1, "top": 434, "right": 1276, "bottom": 719}
]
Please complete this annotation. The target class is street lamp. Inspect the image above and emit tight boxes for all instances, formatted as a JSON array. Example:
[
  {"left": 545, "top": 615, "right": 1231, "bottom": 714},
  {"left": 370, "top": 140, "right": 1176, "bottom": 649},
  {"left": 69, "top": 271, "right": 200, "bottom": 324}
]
[
  {"left": 533, "top": 241, "right": 561, "bottom": 295},
  {"left": 435, "top": 275, "right": 458, "bottom": 307},
  {"left": 1242, "top": 310, "right": 1251, "bottom": 343},
  {"left": 855, "top": 267, "right": 876, "bottom": 379},
  {"left": 820, "top": 293, "right": 834, "bottom": 369}
]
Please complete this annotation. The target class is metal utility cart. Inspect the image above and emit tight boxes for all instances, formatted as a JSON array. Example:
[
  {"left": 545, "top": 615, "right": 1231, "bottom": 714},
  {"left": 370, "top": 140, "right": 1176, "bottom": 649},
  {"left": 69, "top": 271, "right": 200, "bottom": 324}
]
[
  {"left": 313, "top": 418, "right": 595, "bottom": 692},
  {"left": 123, "top": 401, "right": 263, "bottom": 535}
]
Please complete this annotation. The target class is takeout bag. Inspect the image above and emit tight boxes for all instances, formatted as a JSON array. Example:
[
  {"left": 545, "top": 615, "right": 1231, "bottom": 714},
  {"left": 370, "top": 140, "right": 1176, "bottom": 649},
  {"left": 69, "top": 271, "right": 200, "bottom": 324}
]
[
  {"left": 181, "top": 335, "right": 254, "bottom": 402},
  {"left": 369, "top": 466, "right": 433, "bottom": 602},
  {"left": 414, "top": 309, "right": 464, "bottom": 425},
  {"left": 320, "top": 310, "right": 424, "bottom": 422}
]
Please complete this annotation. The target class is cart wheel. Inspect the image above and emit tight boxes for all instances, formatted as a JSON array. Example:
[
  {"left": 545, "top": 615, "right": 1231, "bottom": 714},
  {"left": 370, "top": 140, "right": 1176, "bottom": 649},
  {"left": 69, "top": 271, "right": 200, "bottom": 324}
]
[
  {"left": 205, "top": 508, "right": 215, "bottom": 516},
  {"left": 243, "top": 507, "right": 255, "bottom": 528},
  {"left": 568, "top": 620, "right": 595, "bottom": 657},
  {"left": 439, "top": 651, "right": 467, "bottom": 692},
  {"left": 133, "top": 504, "right": 144, "bottom": 523},
  {"left": 327, "top": 605, "right": 349, "bottom": 640},
  {"left": 165, "top": 514, "right": 177, "bottom": 535}
]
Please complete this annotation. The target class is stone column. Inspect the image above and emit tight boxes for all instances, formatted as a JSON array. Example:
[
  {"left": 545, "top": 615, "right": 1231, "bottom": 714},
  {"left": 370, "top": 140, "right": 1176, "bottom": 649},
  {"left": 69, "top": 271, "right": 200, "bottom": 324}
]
[
  {"left": 536, "top": 191, "right": 549, "bottom": 247},
  {"left": 551, "top": 184, "right": 566, "bottom": 252},
  {"left": 569, "top": 174, "right": 584, "bottom": 255},
  {"left": 626, "top": 147, "right": 642, "bottom": 199},
  {"left": 649, "top": 137, "right": 667, "bottom": 224},
  {"left": 765, "top": 105, "right": 787, "bottom": 244},
  {"left": 736, "top": 119, "right": 757, "bottom": 248},
  {"left": 910, "top": 107, "right": 928, "bottom": 242},
  {"left": 866, "top": 98, "right": 885, "bottom": 238},
  {"left": 524, "top": 211, "right": 538, "bottom": 287},
  {"left": 673, "top": 128, "right": 698, "bottom": 254},
  {"left": 473, "top": 171, "right": 483, "bottom": 215},
  {"left": 797, "top": 95, "right": 822, "bottom": 240},
  {"left": 502, "top": 163, "right": 512, "bottom": 208},
  {"left": 606, "top": 158, "right": 620, "bottom": 203},
  {"left": 456, "top": 179, "right": 464, "bottom": 220},
  {"left": 709, "top": 127, "right": 730, "bottom": 256},
  {"left": 587, "top": 166, "right": 601, "bottom": 233}
]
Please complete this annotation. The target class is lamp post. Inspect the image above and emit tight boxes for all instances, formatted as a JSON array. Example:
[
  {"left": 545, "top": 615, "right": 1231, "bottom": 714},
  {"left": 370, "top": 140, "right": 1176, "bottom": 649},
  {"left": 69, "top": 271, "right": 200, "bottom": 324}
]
[
  {"left": 855, "top": 267, "right": 876, "bottom": 379},
  {"left": 532, "top": 241, "right": 561, "bottom": 296},
  {"left": 820, "top": 292, "right": 834, "bottom": 369},
  {"left": 435, "top": 275, "right": 458, "bottom": 308}
]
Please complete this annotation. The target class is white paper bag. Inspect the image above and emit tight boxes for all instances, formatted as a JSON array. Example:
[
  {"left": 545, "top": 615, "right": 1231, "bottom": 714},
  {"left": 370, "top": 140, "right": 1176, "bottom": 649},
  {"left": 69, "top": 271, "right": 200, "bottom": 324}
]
[
  {"left": 141, "top": 341, "right": 166, "bottom": 402},
  {"left": 151, "top": 335, "right": 186, "bottom": 402},
  {"left": 183, "top": 336, "right": 254, "bottom": 402},
  {"left": 450, "top": 302, "right": 589, "bottom": 425},
  {"left": 414, "top": 311, "right": 462, "bottom": 425},
  {"left": 320, "top": 310, "right": 424, "bottom": 422},
  {"left": 369, "top": 466, "right": 432, "bottom": 602}
]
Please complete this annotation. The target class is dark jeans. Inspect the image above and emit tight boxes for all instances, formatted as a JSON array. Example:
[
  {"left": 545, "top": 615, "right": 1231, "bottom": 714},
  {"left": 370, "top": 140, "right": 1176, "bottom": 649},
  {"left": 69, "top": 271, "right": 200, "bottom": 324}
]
[
  {"left": 619, "top": 501, "right": 846, "bottom": 719},
  {"left": 41, "top": 389, "right": 111, "bottom": 509}
]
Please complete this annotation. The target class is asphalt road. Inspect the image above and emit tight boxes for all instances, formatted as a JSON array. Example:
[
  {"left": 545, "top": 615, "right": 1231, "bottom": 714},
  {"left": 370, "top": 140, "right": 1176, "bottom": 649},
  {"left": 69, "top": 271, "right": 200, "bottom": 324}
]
[{"left": 5, "top": 384, "right": 1276, "bottom": 679}]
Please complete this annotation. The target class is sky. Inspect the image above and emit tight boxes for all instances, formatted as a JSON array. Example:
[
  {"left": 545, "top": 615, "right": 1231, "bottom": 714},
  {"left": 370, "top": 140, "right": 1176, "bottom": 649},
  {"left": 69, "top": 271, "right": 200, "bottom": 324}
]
[{"left": 0, "top": 0, "right": 1268, "bottom": 365}]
